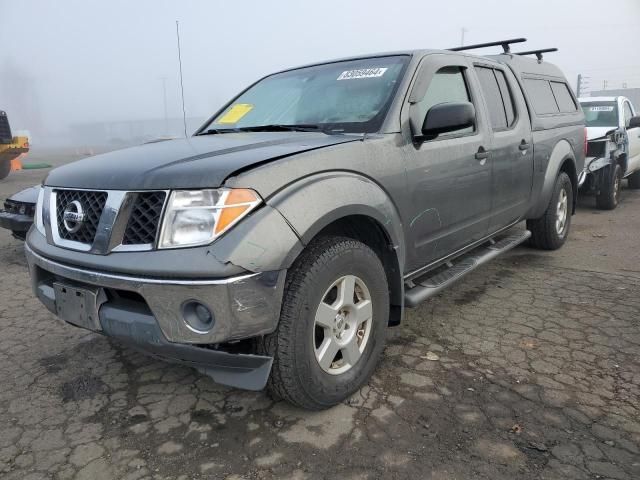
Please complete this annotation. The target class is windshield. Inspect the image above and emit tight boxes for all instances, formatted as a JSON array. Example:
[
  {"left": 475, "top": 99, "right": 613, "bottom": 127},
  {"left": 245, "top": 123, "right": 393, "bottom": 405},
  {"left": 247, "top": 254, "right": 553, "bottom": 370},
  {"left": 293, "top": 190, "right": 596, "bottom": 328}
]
[
  {"left": 202, "top": 56, "right": 409, "bottom": 134},
  {"left": 581, "top": 102, "right": 619, "bottom": 127}
]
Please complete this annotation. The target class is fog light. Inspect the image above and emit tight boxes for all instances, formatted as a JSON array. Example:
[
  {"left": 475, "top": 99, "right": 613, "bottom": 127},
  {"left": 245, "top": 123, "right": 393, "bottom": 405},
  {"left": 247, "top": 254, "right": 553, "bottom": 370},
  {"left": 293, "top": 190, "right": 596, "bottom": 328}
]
[{"left": 182, "top": 300, "right": 215, "bottom": 333}]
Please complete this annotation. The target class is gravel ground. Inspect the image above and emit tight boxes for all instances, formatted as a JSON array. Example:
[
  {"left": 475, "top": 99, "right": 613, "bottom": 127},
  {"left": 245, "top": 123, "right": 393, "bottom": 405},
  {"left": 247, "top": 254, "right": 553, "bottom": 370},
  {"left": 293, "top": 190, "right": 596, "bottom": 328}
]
[{"left": 1, "top": 157, "right": 639, "bottom": 479}]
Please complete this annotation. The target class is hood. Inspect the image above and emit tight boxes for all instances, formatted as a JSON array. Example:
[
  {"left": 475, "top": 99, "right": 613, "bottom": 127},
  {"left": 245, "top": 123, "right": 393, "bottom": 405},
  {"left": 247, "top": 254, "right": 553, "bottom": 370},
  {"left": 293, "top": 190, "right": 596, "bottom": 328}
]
[
  {"left": 586, "top": 126, "right": 617, "bottom": 141},
  {"left": 45, "top": 132, "right": 361, "bottom": 190}
]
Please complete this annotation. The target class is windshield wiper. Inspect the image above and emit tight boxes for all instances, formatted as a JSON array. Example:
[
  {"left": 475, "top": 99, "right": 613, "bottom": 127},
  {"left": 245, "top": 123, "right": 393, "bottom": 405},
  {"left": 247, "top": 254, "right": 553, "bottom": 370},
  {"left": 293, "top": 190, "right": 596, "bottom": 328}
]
[
  {"left": 197, "top": 124, "right": 337, "bottom": 136},
  {"left": 196, "top": 128, "right": 240, "bottom": 136},
  {"left": 233, "top": 124, "right": 326, "bottom": 133}
]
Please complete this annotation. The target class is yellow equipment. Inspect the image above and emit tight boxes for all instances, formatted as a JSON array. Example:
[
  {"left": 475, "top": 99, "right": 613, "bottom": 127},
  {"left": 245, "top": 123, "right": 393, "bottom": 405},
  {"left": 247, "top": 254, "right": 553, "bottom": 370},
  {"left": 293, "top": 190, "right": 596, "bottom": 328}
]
[{"left": 0, "top": 111, "right": 29, "bottom": 180}]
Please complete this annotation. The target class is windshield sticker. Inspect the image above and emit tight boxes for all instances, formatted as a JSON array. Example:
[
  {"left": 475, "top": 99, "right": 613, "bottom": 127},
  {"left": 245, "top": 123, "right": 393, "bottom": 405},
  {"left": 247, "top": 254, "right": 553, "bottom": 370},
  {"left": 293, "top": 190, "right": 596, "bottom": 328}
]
[
  {"left": 588, "top": 106, "right": 614, "bottom": 112},
  {"left": 337, "top": 68, "right": 388, "bottom": 80},
  {"left": 217, "top": 104, "right": 254, "bottom": 124}
]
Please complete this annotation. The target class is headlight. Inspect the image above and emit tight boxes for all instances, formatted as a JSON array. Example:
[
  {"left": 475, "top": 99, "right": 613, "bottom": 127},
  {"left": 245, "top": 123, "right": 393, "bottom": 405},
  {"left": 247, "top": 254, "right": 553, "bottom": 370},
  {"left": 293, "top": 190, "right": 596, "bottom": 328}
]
[
  {"left": 158, "top": 188, "right": 261, "bottom": 249},
  {"left": 34, "top": 187, "right": 45, "bottom": 235},
  {"left": 588, "top": 157, "right": 610, "bottom": 172}
]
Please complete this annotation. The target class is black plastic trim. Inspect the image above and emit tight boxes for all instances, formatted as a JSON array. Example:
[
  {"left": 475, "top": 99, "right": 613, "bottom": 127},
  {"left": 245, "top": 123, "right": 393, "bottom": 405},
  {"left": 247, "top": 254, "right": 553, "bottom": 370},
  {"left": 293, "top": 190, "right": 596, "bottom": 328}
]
[{"left": 0, "top": 211, "right": 32, "bottom": 232}]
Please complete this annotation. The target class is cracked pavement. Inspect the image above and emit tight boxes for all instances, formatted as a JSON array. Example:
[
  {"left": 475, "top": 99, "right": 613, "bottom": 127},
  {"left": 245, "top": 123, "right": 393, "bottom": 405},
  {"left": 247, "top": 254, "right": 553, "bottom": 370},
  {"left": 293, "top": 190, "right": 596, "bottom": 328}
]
[{"left": 1, "top": 161, "right": 640, "bottom": 479}]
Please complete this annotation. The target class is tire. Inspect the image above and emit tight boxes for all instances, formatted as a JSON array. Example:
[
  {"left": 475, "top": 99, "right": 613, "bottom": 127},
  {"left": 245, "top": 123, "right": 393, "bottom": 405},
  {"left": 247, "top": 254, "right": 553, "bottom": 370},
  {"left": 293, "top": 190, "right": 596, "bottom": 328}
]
[
  {"left": 258, "top": 236, "right": 389, "bottom": 410},
  {"left": 527, "top": 172, "right": 573, "bottom": 251},
  {"left": 0, "top": 160, "right": 10, "bottom": 180},
  {"left": 628, "top": 170, "right": 640, "bottom": 190},
  {"left": 596, "top": 163, "right": 622, "bottom": 210}
]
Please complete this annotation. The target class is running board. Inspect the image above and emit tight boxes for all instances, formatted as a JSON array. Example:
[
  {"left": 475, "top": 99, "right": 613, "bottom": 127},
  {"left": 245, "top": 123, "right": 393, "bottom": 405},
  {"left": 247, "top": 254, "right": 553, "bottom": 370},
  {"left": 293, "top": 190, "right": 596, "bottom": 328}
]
[{"left": 404, "top": 230, "right": 531, "bottom": 308}]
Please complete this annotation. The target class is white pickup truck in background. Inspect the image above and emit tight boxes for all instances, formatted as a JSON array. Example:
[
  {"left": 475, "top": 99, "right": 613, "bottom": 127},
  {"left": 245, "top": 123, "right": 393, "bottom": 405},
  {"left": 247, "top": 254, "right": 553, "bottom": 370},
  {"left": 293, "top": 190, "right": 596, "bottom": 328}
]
[{"left": 578, "top": 96, "right": 640, "bottom": 209}]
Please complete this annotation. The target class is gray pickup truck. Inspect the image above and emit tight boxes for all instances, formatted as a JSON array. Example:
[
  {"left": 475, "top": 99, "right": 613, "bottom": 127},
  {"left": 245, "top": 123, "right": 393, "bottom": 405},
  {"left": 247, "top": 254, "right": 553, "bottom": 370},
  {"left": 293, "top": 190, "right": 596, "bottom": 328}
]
[{"left": 26, "top": 39, "right": 585, "bottom": 409}]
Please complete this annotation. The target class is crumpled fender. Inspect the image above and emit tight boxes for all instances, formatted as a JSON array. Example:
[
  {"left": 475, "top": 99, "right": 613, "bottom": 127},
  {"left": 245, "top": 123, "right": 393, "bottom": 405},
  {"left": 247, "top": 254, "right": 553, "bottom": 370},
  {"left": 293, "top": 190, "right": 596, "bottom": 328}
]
[
  {"left": 210, "top": 204, "right": 304, "bottom": 272},
  {"left": 586, "top": 156, "right": 613, "bottom": 173}
]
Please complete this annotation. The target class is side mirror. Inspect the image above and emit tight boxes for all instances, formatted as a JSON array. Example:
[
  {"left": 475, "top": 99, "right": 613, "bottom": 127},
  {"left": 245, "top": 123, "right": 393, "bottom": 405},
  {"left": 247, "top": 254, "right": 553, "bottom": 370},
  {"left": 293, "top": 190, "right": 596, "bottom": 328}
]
[
  {"left": 628, "top": 116, "right": 640, "bottom": 129},
  {"left": 421, "top": 102, "right": 475, "bottom": 138}
]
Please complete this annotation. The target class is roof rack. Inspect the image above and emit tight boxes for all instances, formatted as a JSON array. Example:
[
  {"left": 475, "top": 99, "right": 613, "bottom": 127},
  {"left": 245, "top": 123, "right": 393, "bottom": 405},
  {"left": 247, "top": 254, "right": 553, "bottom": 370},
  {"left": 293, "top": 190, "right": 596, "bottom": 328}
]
[
  {"left": 449, "top": 38, "right": 527, "bottom": 54},
  {"left": 514, "top": 48, "right": 558, "bottom": 61}
]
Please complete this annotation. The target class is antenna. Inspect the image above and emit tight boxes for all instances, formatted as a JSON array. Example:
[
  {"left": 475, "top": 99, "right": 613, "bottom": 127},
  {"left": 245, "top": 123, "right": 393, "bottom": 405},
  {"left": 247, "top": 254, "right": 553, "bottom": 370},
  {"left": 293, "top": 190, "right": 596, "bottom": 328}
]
[
  {"left": 449, "top": 38, "right": 526, "bottom": 53},
  {"left": 514, "top": 48, "right": 558, "bottom": 62},
  {"left": 176, "top": 20, "right": 188, "bottom": 138},
  {"left": 159, "top": 76, "right": 168, "bottom": 135},
  {"left": 460, "top": 27, "right": 468, "bottom": 47}
]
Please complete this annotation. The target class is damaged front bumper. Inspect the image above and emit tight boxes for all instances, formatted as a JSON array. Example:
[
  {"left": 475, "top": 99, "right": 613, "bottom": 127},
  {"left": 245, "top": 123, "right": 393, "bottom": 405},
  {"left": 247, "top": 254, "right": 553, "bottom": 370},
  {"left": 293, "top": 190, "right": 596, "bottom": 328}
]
[
  {"left": 25, "top": 243, "right": 286, "bottom": 390},
  {"left": 585, "top": 156, "right": 612, "bottom": 174},
  {"left": 579, "top": 156, "right": 614, "bottom": 191},
  {"left": 580, "top": 130, "right": 627, "bottom": 190},
  {"left": 0, "top": 210, "right": 33, "bottom": 238}
]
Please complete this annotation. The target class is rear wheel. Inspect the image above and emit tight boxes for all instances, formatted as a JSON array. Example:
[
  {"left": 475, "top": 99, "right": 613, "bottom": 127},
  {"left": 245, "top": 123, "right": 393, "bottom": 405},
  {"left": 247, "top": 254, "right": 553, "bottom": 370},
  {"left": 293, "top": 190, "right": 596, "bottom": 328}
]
[
  {"left": 0, "top": 160, "right": 10, "bottom": 180},
  {"left": 596, "top": 163, "right": 622, "bottom": 210},
  {"left": 259, "top": 236, "right": 389, "bottom": 410},
  {"left": 628, "top": 170, "right": 640, "bottom": 189},
  {"left": 527, "top": 172, "right": 573, "bottom": 250}
]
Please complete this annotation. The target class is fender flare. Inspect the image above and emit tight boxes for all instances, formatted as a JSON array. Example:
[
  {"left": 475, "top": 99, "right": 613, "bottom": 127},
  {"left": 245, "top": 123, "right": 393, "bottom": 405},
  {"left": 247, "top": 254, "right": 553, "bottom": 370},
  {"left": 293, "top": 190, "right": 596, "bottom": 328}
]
[
  {"left": 529, "top": 140, "right": 578, "bottom": 219},
  {"left": 266, "top": 171, "right": 406, "bottom": 271}
]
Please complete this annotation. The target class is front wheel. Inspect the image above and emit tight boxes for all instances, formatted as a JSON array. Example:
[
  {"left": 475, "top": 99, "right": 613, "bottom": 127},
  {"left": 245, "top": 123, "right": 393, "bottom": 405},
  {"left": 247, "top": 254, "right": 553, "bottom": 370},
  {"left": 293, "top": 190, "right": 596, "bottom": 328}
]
[
  {"left": 596, "top": 163, "right": 622, "bottom": 210},
  {"left": 527, "top": 172, "right": 573, "bottom": 250},
  {"left": 259, "top": 236, "right": 389, "bottom": 410}
]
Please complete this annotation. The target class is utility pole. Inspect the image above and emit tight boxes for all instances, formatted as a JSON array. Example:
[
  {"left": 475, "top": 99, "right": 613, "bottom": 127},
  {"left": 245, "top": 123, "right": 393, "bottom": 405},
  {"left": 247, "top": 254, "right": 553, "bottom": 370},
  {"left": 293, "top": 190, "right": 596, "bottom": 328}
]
[
  {"left": 159, "top": 76, "right": 169, "bottom": 136},
  {"left": 577, "top": 74, "right": 590, "bottom": 97},
  {"left": 460, "top": 27, "right": 468, "bottom": 47},
  {"left": 602, "top": 79, "right": 608, "bottom": 90},
  {"left": 576, "top": 74, "right": 583, "bottom": 98}
]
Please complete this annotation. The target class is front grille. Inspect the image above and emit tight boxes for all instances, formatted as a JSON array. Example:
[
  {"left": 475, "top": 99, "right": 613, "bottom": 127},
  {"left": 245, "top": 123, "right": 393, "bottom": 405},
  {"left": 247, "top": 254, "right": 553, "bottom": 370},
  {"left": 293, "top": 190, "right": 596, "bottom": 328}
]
[
  {"left": 122, "top": 192, "right": 166, "bottom": 245},
  {"left": 587, "top": 141, "right": 606, "bottom": 158},
  {"left": 55, "top": 189, "right": 107, "bottom": 244}
]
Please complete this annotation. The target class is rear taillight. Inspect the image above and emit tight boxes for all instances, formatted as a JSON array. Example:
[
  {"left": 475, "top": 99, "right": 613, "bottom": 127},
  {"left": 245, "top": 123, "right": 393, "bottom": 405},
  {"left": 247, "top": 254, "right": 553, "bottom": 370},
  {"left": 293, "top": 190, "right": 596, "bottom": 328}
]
[{"left": 584, "top": 127, "right": 588, "bottom": 156}]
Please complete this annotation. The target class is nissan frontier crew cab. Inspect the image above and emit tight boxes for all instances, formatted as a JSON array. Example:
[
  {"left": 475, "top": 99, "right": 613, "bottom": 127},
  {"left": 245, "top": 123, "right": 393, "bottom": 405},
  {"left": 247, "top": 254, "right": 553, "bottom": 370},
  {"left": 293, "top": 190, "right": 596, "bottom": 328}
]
[{"left": 26, "top": 39, "right": 585, "bottom": 410}]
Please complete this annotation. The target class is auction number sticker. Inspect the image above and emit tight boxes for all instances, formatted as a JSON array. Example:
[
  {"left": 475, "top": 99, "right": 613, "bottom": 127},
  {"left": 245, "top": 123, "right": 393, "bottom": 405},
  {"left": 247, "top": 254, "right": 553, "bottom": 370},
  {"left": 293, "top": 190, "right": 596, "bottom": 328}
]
[
  {"left": 588, "top": 106, "right": 614, "bottom": 112},
  {"left": 337, "top": 67, "right": 388, "bottom": 80},
  {"left": 217, "top": 104, "right": 254, "bottom": 124}
]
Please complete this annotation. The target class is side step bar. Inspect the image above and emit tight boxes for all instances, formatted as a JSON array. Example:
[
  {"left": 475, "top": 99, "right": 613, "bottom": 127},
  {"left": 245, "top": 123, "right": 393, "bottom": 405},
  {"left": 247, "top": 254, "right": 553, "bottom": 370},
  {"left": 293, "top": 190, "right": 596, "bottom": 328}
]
[{"left": 404, "top": 230, "right": 531, "bottom": 308}]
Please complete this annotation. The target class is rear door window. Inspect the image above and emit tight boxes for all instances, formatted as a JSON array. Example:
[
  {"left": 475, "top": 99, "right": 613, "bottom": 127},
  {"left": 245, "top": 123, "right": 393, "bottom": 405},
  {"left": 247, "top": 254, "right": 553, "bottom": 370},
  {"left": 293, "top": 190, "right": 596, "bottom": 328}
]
[
  {"left": 524, "top": 78, "right": 559, "bottom": 115},
  {"left": 550, "top": 81, "right": 577, "bottom": 113},
  {"left": 475, "top": 67, "right": 507, "bottom": 130},
  {"left": 494, "top": 70, "right": 516, "bottom": 126}
]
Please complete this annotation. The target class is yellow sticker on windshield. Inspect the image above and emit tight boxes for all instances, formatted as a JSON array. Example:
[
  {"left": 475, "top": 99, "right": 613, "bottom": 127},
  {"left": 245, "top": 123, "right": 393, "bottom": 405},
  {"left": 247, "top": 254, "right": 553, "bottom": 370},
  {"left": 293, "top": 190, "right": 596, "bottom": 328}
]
[{"left": 217, "top": 104, "right": 254, "bottom": 124}]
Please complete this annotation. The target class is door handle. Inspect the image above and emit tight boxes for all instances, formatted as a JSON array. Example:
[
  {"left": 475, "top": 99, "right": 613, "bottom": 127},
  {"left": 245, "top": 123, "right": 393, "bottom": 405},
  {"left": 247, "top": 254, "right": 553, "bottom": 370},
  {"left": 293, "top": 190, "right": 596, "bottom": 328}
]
[
  {"left": 475, "top": 148, "right": 490, "bottom": 160},
  {"left": 519, "top": 141, "right": 530, "bottom": 151}
]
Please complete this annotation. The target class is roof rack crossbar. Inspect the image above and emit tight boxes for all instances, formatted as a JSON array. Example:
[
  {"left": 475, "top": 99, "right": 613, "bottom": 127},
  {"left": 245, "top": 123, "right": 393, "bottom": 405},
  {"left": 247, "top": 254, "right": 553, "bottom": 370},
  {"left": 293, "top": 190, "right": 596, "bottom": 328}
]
[
  {"left": 514, "top": 48, "right": 558, "bottom": 61},
  {"left": 449, "top": 38, "right": 527, "bottom": 54}
]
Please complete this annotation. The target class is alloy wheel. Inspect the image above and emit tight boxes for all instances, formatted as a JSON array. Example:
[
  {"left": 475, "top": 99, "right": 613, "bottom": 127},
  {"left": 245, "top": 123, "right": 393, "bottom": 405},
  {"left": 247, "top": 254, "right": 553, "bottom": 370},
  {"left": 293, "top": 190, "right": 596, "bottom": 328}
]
[
  {"left": 556, "top": 188, "right": 568, "bottom": 236},
  {"left": 313, "top": 275, "right": 373, "bottom": 375}
]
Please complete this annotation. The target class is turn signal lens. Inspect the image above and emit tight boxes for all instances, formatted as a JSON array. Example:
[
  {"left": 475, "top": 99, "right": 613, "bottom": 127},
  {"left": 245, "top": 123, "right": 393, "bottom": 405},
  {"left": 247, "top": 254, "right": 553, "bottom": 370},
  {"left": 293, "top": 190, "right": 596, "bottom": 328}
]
[{"left": 214, "top": 189, "right": 259, "bottom": 235}]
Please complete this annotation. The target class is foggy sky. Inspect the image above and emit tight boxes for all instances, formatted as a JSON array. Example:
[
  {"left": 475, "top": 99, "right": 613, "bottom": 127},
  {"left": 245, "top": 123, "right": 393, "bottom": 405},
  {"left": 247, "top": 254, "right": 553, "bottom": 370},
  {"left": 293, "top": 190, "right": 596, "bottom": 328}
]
[{"left": 1, "top": 0, "right": 639, "bottom": 143}]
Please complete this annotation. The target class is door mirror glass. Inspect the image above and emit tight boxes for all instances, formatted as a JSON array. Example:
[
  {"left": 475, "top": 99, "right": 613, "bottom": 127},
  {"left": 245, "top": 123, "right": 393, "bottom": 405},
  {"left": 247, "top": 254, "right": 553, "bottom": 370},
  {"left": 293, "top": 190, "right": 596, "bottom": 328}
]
[
  {"left": 628, "top": 116, "right": 640, "bottom": 129},
  {"left": 421, "top": 102, "right": 475, "bottom": 138}
]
